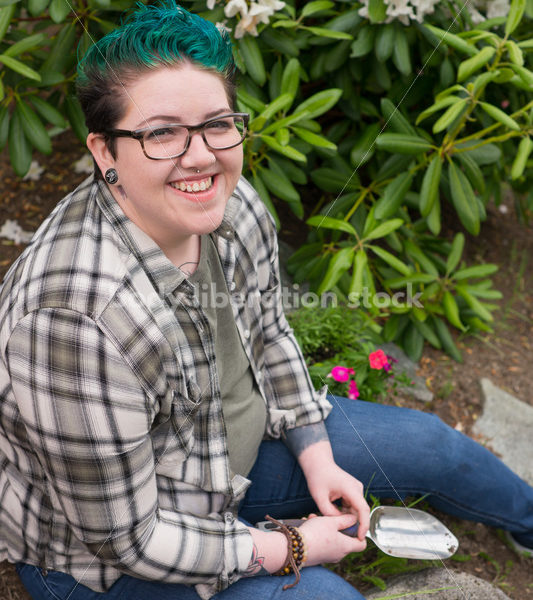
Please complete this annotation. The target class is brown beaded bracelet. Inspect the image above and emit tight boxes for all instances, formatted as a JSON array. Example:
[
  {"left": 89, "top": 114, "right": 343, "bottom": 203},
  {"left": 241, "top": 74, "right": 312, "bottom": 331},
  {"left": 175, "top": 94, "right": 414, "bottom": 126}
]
[{"left": 265, "top": 515, "right": 307, "bottom": 590}]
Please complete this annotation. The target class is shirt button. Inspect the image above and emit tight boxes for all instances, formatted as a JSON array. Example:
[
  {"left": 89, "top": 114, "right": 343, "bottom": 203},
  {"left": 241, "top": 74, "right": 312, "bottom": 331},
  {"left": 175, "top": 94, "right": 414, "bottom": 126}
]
[
  {"left": 256, "top": 372, "right": 263, "bottom": 381},
  {"left": 224, "top": 512, "right": 235, "bottom": 524},
  {"left": 243, "top": 329, "right": 250, "bottom": 339},
  {"left": 230, "top": 281, "right": 236, "bottom": 291}
]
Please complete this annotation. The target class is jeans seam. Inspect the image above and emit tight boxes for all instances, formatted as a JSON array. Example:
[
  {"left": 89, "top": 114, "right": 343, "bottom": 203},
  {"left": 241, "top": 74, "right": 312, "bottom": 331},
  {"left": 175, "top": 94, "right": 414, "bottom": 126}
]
[{"left": 34, "top": 568, "right": 65, "bottom": 600}]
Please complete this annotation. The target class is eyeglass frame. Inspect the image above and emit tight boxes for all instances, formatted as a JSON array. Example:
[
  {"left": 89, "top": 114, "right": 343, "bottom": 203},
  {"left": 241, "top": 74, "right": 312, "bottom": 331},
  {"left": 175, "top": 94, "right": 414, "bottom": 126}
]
[{"left": 103, "top": 112, "right": 250, "bottom": 160}]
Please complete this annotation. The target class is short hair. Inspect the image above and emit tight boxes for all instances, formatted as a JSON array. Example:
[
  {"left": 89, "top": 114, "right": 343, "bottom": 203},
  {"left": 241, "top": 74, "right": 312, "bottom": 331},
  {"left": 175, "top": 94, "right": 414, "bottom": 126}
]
[{"left": 76, "top": 1, "right": 236, "bottom": 164}]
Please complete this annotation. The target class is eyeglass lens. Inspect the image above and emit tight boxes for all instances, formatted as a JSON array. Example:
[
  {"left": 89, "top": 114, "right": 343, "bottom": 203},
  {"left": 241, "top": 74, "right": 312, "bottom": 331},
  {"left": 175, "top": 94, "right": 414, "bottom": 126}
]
[{"left": 143, "top": 115, "right": 246, "bottom": 159}]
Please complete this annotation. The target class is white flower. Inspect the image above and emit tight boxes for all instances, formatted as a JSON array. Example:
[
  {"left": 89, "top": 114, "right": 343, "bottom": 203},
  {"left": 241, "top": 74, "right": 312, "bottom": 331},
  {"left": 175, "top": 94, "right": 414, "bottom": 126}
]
[
  {"left": 207, "top": 0, "right": 217, "bottom": 8},
  {"left": 73, "top": 153, "right": 94, "bottom": 174},
  {"left": 0, "top": 219, "right": 34, "bottom": 244},
  {"left": 257, "top": 0, "right": 285, "bottom": 11},
  {"left": 225, "top": 0, "right": 248, "bottom": 18},
  {"left": 22, "top": 160, "right": 44, "bottom": 181}
]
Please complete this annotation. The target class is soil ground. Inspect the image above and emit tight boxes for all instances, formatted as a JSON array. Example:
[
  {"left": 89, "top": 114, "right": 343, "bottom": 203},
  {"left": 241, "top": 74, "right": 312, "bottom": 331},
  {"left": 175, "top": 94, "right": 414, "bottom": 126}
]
[{"left": 1, "top": 131, "right": 532, "bottom": 599}]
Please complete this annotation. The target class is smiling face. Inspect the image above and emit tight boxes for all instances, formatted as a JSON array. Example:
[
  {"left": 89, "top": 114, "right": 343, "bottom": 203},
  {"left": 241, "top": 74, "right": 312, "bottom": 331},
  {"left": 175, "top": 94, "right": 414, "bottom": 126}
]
[{"left": 87, "top": 63, "right": 243, "bottom": 262}]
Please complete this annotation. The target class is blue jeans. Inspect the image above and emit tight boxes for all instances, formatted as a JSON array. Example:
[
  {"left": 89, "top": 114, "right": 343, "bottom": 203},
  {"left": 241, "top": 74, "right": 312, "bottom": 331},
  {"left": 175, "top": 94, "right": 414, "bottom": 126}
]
[{"left": 16, "top": 396, "right": 533, "bottom": 599}]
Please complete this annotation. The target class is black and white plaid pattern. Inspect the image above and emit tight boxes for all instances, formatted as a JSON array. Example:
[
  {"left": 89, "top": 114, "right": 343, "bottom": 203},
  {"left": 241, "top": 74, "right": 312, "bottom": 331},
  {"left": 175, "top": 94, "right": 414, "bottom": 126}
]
[{"left": 0, "top": 175, "right": 331, "bottom": 598}]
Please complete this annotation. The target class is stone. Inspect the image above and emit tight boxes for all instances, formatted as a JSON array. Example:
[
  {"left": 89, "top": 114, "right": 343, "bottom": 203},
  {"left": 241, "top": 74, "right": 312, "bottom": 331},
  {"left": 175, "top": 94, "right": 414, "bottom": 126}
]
[
  {"left": 365, "top": 567, "right": 511, "bottom": 599},
  {"left": 473, "top": 378, "right": 533, "bottom": 486}
]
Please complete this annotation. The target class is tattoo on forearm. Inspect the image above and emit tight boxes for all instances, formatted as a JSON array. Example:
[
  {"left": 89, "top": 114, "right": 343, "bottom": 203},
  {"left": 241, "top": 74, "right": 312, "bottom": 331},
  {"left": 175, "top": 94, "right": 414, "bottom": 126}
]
[
  {"left": 283, "top": 421, "right": 329, "bottom": 457},
  {"left": 243, "top": 543, "right": 269, "bottom": 576}
]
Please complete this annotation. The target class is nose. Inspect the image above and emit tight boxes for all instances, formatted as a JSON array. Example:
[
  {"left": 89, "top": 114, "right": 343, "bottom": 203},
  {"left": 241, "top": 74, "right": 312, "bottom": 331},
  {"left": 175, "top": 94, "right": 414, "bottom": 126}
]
[{"left": 179, "top": 131, "right": 216, "bottom": 170}]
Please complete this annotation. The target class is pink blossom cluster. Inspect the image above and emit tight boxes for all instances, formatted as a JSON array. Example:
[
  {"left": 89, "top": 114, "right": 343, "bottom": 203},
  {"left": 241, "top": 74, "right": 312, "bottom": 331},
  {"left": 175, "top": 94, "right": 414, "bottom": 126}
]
[{"left": 328, "top": 366, "right": 359, "bottom": 400}]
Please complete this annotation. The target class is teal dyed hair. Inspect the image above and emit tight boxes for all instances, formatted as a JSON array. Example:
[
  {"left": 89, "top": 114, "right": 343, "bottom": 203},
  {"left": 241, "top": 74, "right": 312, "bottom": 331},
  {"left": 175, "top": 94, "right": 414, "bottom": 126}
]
[
  {"left": 77, "top": 2, "right": 234, "bottom": 88},
  {"left": 76, "top": 1, "right": 236, "bottom": 155}
]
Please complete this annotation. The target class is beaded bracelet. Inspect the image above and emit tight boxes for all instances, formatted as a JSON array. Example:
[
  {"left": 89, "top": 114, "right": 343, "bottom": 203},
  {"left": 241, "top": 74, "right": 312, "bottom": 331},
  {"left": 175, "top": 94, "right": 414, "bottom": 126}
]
[{"left": 265, "top": 515, "right": 307, "bottom": 590}]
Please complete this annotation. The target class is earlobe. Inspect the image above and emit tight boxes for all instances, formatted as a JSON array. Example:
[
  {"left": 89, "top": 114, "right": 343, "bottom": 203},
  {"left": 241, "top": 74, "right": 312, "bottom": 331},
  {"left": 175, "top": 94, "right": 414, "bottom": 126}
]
[{"left": 86, "top": 132, "right": 114, "bottom": 175}]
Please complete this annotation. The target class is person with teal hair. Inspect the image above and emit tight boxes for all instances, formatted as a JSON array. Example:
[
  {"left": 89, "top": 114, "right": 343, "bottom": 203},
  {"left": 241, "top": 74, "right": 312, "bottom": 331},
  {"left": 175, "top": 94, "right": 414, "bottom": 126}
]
[{"left": 1, "top": 2, "right": 532, "bottom": 600}]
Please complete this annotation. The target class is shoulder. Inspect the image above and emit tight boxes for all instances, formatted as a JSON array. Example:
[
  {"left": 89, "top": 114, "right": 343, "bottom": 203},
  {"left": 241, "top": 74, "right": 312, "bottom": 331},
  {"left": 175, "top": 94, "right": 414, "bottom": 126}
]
[
  {"left": 0, "top": 176, "right": 128, "bottom": 338},
  {"left": 231, "top": 176, "right": 277, "bottom": 246}
]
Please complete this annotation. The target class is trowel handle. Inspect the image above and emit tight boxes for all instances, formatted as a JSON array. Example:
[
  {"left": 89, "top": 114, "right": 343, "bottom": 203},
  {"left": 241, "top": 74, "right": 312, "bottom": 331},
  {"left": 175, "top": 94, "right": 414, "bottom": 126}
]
[{"left": 255, "top": 518, "right": 359, "bottom": 537}]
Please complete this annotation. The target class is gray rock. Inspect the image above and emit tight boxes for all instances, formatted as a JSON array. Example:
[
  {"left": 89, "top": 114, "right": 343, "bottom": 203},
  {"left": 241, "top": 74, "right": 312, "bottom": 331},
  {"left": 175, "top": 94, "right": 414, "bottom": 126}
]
[
  {"left": 473, "top": 378, "right": 533, "bottom": 486},
  {"left": 380, "top": 343, "right": 434, "bottom": 403},
  {"left": 365, "top": 567, "right": 511, "bottom": 599}
]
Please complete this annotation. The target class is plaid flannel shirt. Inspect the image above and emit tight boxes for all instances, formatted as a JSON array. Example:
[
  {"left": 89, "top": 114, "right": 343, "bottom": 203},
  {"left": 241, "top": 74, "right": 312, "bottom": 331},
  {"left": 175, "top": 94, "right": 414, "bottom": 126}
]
[{"left": 0, "top": 174, "right": 331, "bottom": 598}]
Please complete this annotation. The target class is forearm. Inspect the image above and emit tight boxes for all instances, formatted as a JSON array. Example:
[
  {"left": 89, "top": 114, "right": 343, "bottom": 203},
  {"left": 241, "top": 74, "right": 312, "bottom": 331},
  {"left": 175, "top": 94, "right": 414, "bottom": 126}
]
[
  {"left": 283, "top": 421, "right": 335, "bottom": 474},
  {"left": 243, "top": 527, "right": 287, "bottom": 576}
]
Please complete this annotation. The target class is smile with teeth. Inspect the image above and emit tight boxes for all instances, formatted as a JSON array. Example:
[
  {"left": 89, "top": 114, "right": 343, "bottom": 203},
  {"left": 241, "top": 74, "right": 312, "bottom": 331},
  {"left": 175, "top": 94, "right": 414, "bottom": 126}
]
[{"left": 169, "top": 176, "right": 213, "bottom": 193}]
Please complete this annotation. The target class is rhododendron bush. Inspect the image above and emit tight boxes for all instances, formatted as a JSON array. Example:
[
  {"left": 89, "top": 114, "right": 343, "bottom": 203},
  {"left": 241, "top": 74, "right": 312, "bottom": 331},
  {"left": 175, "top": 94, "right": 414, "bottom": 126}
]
[{"left": 1, "top": 0, "right": 531, "bottom": 362}]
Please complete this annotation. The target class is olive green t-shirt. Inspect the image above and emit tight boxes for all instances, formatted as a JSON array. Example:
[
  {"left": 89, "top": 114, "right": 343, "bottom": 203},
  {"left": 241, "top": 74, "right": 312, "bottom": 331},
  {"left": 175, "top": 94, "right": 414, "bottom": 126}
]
[{"left": 189, "top": 235, "right": 267, "bottom": 477}]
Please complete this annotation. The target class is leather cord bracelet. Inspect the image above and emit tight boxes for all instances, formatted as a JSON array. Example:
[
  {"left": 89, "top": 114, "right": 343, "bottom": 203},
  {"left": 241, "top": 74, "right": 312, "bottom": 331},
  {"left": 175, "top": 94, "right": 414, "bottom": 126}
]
[{"left": 265, "top": 515, "right": 307, "bottom": 590}]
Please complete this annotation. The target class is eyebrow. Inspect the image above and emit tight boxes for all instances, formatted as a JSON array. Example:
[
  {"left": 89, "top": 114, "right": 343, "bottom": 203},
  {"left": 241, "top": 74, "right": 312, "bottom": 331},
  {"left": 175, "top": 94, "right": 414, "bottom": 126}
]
[{"left": 134, "top": 108, "right": 232, "bottom": 129}]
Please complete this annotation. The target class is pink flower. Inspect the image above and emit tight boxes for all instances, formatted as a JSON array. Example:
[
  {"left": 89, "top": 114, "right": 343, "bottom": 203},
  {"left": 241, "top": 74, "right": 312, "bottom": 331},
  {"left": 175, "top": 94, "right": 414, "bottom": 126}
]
[
  {"left": 369, "top": 349, "right": 390, "bottom": 371},
  {"left": 348, "top": 379, "right": 359, "bottom": 400},
  {"left": 329, "top": 366, "right": 355, "bottom": 382}
]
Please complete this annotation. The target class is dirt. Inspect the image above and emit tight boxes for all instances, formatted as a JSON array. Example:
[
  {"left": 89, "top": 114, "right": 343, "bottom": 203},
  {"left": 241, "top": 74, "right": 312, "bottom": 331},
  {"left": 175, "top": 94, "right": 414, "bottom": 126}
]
[{"left": 1, "top": 130, "right": 532, "bottom": 599}]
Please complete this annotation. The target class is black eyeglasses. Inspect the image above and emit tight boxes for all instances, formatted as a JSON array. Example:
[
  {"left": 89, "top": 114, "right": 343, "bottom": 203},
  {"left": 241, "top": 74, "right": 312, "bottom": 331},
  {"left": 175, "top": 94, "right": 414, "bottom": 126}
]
[{"left": 104, "top": 112, "right": 249, "bottom": 160}]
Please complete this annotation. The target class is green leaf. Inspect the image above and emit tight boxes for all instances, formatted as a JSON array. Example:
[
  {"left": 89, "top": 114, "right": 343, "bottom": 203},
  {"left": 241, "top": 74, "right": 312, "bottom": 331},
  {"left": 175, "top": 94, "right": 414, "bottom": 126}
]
[
  {"left": 49, "top": 0, "right": 70, "bottom": 23},
  {"left": 0, "top": 105, "right": 9, "bottom": 150},
  {"left": 237, "top": 89, "right": 265, "bottom": 113},
  {"left": 456, "top": 285, "right": 494, "bottom": 322},
  {"left": 318, "top": 247, "right": 355, "bottom": 295},
  {"left": 311, "top": 168, "right": 359, "bottom": 193},
  {"left": 404, "top": 240, "right": 439, "bottom": 277},
  {"left": 443, "top": 290, "right": 466, "bottom": 331},
  {"left": 306, "top": 215, "right": 358, "bottom": 237},
  {"left": 479, "top": 101, "right": 520, "bottom": 131},
  {"left": 259, "top": 164, "right": 300, "bottom": 204},
  {"left": 454, "top": 264, "right": 498, "bottom": 280},
  {"left": 257, "top": 93, "right": 293, "bottom": 121},
  {"left": 9, "top": 106, "right": 32, "bottom": 176},
  {"left": 374, "top": 171, "right": 413, "bottom": 219},
  {"left": 348, "top": 249, "right": 368, "bottom": 297},
  {"left": 403, "top": 322, "right": 424, "bottom": 362},
  {"left": 457, "top": 142, "right": 501, "bottom": 166},
  {"left": 381, "top": 98, "right": 415, "bottom": 135},
  {"left": 511, "top": 137, "right": 533, "bottom": 180},
  {"left": 368, "top": 0, "right": 387, "bottom": 23},
  {"left": 471, "top": 70, "right": 501, "bottom": 96},
  {"left": 27, "top": 0, "right": 49, "bottom": 15},
  {"left": 40, "top": 22, "right": 76, "bottom": 74},
  {"left": 508, "top": 64, "right": 533, "bottom": 88},
  {"left": 64, "top": 95, "right": 88, "bottom": 143},
  {"left": 375, "top": 24, "right": 395, "bottom": 62},
  {"left": 432, "top": 316, "right": 462, "bottom": 362},
  {"left": 432, "top": 99, "right": 467, "bottom": 134},
  {"left": 505, "top": 40, "right": 524, "bottom": 66},
  {"left": 427, "top": 196, "right": 441, "bottom": 235},
  {"left": 420, "top": 154, "right": 442, "bottom": 217},
  {"left": 416, "top": 96, "right": 461, "bottom": 125},
  {"left": 364, "top": 218, "right": 404, "bottom": 241},
  {"left": 446, "top": 233, "right": 464, "bottom": 276},
  {"left": 376, "top": 133, "right": 433, "bottom": 155},
  {"left": 448, "top": 161, "right": 480, "bottom": 235},
  {"left": 368, "top": 244, "right": 412, "bottom": 276},
  {"left": 301, "top": 0, "right": 334, "bottom": 17},
  {"left": 0, "top": 5, "right": 15, "bottom": 43},
  {"left": 392, "top": 25, "right": 411, "bottom": 76},
  {"left": 30, "top": 96, "right": 67, "bottom": 128},
  {"left": 261, "top": 111, "right": 311, "bottom": 135},
  {"left": 17, "top": 99, "right": 51, "bottom": 154},
  {"left": 456, "top": 151, "right": 484, "bottom": 193},
  {"left": 262, "top": 135, "right": 307, "bottom": 162},
  {"left": 350, "top": 26, "right": 375, "bottom": 58},
  {"left": 423, "top": 25, "right": 477, "bottom": 56},
  {"left": 280, "top": 58, "right": 300, "bottom": 102},
  {"left": 3, "top": 33, "right": 46, "bottom": 57},
  {"left": 457, "top": 46, "right": 495, "bottom": 82},
  {"left": 350, "top": 122, "right": 380, "bottom": 166},
  {"left": 506, "top": 0, "right": 526, "bottom": 35},
  {"left": 238, "top": 36, "right": 266, "bottom": 86},
  {"left": 252, "top": 172, "right": 279, "bottom": 228},
  {"left": 0, "top": 54, "right": 41, "bottom": 81},
  {"left": 260, "top": 29, "right": 299, "bottom": 58},
  {"left": 412, "top": 319, "right": 442, "bottom": 349},
  {"left": 292, "top": 126, "right": 336, "bottom": 150},
  {"left": 293, "top": 89, "right": 342, "bottom": 120},
  {"left": 304, "top": 26, "right": 352, "bottom": 40}
]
